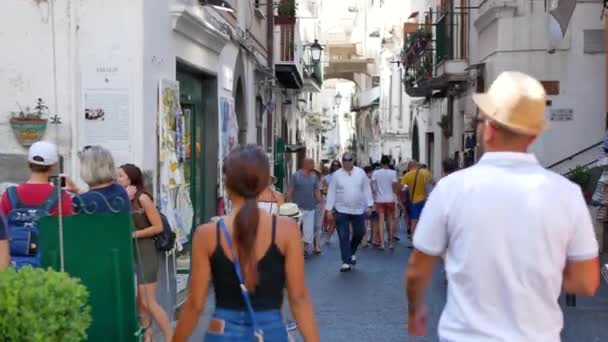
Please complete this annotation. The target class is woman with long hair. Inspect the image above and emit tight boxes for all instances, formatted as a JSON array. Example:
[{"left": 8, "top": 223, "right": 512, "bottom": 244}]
[
  {"left": 117, "top": 164, "right": 172, "bottom": 342},
  {"left": 174, "top": 145, "right": 319, "bottom": 342}
]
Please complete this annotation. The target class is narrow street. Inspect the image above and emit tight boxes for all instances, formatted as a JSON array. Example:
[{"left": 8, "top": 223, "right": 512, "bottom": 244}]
[
  {"left": 186, "top": 230, "right": 608, "bottom": 341},
  {"left": 301, "top": 232, "right": 442, "bottom": 341},
  {"left": 303, "top": 233, "right": 608, "bottom": 342}
]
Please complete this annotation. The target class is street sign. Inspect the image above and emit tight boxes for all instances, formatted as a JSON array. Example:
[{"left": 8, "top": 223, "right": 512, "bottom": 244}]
[{"left": 550, "top": 108, "right": 573, "bottom": 121}]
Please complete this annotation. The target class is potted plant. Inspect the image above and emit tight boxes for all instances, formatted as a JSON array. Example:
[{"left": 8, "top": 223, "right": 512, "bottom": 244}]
[
  {"left": 438, "top": 114, "right": 452, "bottom": 138},
  {"left": 0, "top": 267, "right": 92, "bottom": 341},
  {"left": 275, "top": 0, "right": 297, "bottom": 24},
  {"left": 9, "top": 98, "right": 49, "bottom": 147},
  {"left": 568, "top": 165, "right": 592, "bottom": 203}
]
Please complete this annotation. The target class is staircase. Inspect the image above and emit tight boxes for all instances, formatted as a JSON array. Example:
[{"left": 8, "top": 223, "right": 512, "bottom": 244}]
[{"left": 546, "top": 141, "right": 604, "bottom": 176}]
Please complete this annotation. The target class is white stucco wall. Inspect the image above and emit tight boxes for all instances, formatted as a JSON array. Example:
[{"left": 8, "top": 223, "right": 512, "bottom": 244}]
[
  {"left": 475, "top": 3, "right": 606, "bottom": 168},
  {"left": 0, "top": 0, "right": 76, "bottom": 164},
  {"left": 1, "top": 0, "right": 264, "bottom": 188}
]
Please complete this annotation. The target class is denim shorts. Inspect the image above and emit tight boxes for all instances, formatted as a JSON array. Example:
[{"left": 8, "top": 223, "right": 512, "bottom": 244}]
[
  {"left": 205, "top": 308, "right": 288, "bottom": 341},
  {"left": 408, "top": 200, "right": 426, "bottom": 220}
]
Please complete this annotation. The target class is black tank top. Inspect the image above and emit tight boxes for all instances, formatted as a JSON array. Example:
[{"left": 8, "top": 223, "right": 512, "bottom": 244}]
[{"left": 210, "top": 216, "right": 286, "bottom": 311}]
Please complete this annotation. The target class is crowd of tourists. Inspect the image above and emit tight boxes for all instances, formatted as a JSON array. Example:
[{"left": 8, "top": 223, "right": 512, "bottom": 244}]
[
  {"left": 0, "top": 71, "right": 605, "bottom": 342},
  {"left": 0, "top": 142, "right": 173, "bottom": 341}
]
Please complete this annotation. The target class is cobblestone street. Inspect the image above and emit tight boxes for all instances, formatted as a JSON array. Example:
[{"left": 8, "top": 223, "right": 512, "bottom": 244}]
[
  {"left": 306, "top": 234, "right": 608, "bottom": 341},
  {"left": 187, "top": 231, "right": 608, "bottom": 341}
]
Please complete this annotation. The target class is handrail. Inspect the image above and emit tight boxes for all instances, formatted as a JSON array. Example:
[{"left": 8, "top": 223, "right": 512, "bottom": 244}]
[
  {"left": 546, "top": 141, "right": 603, "bottom": 169},
  {"left": 562, "top": 158, "right": 602, "bottom": 176}
]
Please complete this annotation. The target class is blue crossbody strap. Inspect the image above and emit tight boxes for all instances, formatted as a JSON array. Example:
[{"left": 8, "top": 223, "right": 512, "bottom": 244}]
[
  {"left": 6, "top": 186, "right": 22, "bottom": 210},
  {"left": 218, "top": 219, "right": 264, "bottom": 341}
]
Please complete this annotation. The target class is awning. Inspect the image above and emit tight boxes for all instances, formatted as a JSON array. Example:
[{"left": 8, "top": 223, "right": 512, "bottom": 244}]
[
  {"left": 285, "top": 144, "right": 306, "bottom": 153},
  {"left": 352, "top": 96, "right": 379, "bottom": 111}
]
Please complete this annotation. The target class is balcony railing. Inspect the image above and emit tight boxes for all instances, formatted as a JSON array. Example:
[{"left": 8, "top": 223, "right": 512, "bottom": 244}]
[
  {"left": 435, "top": 10, "right": 468, "bottom": 65},
  {"left": 402, "top": 25, "right": 434, "bottom": 88},
  {"left": 278, "top": 23, "right": 295, "bottom": 62}
]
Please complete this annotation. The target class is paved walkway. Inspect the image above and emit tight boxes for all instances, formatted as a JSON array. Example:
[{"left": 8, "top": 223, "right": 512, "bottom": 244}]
[{"left": 184, "top": 231, "right": 608, "bottom": 341}]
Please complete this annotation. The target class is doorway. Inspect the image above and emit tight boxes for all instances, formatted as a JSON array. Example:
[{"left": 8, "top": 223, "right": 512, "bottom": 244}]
[
  {"left": 235, "top": 79, "right": 246, "bottom": 144},
  {"left": 412, "top": 121, "right": 420, "bottom": 161},
  {"left": 426, "top": 132, "right": 435, "bottom": 171},
  {"left": 177, "top": 65, "right": 218, "bottom": 227}
]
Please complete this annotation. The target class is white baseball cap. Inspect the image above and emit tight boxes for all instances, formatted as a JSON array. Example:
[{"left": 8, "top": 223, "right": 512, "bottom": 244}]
[{"left": 28, "top": 141, "right": 59, "bottom": 166}]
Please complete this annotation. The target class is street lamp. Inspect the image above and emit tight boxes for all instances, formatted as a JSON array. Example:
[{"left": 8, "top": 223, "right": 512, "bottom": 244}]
[
  {"left": 303, "top": 39, "right": 324, "bottom": 75},
  {"left": 200, "top": 0, "right": 235, "bottom": 13},
  {"left": 334, "top": 92, "right": 343, "bottom": 107},
  {"left": 310, "top": 39, "right": 323, "bottom": 65}
]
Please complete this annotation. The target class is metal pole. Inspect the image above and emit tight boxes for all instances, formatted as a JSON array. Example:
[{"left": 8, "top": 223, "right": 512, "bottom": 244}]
[
  {"left": 49, "top": 0, "right": 65, "bottom": 272},
  {"left": 605, "top": 9, "right": 608, "bottom": 130}
]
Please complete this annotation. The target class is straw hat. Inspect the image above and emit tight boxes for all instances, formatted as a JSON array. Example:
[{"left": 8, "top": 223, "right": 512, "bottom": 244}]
[
  {"left": 472, "top": 71, "right": 547, "bottom": 136},
  {"left": 279, "top": 203, "right": 300, "bottom": 217}
]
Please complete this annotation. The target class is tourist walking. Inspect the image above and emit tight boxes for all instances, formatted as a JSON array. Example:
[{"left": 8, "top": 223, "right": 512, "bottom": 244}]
[
  {"left": 258, "top": 175, "right": 284, "bottom": 215},
  {"left": 400, "top": 160, "right": 432, "bottom": 234},
  {"left": 312, "top": 167, "right": 324, "bottom": 254},
  {"left": 362, "top": 166, "right": 378, "bottom": 248},
  {"left": 173, "top": 145, "right": 319, "bottom": 342},
  {"left": 405, "top": 71, "right": 599, "bottom": 341},
  {"left": 322, "top": 160, "right": 341, "bottom": 243},
  {"left": 287, "top": 158, "right": 322, "bottom": 255},
  {"left": 325, "top": 152, "right": 374, "bottom": 272},
  {"left": 371, "top": 155, "right": 401, "bottom": 250},
  {"left": 117, "top": 164, "right": 173, "bottom": 342}
]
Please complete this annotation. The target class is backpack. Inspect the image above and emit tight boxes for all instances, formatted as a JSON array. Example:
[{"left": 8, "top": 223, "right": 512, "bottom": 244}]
[
  {"left": 6, "top": 186, "right": 59, "bottom": 269},
  {"left": 154, "top": 209, "right": 176, "bottom": 252}
]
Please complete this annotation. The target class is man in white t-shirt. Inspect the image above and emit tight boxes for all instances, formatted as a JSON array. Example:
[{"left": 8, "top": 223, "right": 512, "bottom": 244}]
[
  {"left": 372, "top": 155, "right": 401, "bottom": 250},
  {"left": 405, "top": 71, "right": 599, "bottom": 341}
]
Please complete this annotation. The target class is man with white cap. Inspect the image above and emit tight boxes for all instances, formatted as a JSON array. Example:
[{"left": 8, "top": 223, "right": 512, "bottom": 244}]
[
  {"left": 0, "top": 141, "right": 73, "bottom": 217},
  {"left": 405, "top": 71, "right": 599, "bottom": 341}
]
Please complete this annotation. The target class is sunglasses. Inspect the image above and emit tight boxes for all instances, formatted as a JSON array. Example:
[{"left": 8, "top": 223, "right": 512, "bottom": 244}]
[{"left": 342, "top": 158, "right": 354, "bottom": 162}]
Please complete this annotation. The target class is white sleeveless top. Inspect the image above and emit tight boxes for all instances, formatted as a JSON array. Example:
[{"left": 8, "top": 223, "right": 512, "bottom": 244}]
[{"left": 258, "top": 201, "right": 279, "bottom": 215}]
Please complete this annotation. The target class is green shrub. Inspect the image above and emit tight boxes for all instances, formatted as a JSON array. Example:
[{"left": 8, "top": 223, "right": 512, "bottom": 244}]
[
  {"left": 277, "top": 0, "right": 297, "bottom": 16},
  {"left": 568, "top": 165, "right": 592, "bottom": 191},
  {"left": 0, "top": 268, "right": 92, "bottom": 342}
]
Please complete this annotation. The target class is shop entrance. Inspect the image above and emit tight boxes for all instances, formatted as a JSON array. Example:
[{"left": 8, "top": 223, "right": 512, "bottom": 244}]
[{"left": 177, "top": 66, "right": 218, "bottom": 227}]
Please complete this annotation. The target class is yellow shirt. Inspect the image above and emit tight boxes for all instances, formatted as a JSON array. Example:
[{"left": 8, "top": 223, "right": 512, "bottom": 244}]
[{"left": 401, "top": 168, "right": 433, "bottom": 204}]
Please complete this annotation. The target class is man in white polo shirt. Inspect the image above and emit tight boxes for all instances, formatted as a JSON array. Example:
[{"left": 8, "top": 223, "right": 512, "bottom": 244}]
[
  {"left": 326, "top": 152, "right": 374, "bottom": 272},
  {"left": 405, "top": 71, "right": 599, "bottom": 341}
]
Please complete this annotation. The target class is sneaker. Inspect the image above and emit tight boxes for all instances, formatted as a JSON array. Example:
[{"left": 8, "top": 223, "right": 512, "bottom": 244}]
[
  {"left": 602, "top": 264, "right": 608, "bottom": 284},
  {"left": 340, "top": 263, "right": 352, "bottom": 272},
  {"left": 286, "top": 320, "right": 297, "bottom": 331},
  {"left": 350, "top": 255, "right": 357, "bottom": 266}
]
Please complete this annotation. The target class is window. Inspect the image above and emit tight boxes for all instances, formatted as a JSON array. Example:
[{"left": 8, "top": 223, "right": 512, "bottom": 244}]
[{"left": 372, "top": 76, "right": 381, "bottom": 87}]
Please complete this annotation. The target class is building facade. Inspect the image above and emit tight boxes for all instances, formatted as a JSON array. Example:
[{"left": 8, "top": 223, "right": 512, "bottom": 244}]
[{"left": 403, "top": 0, "right": 606, "bottom": 178}]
